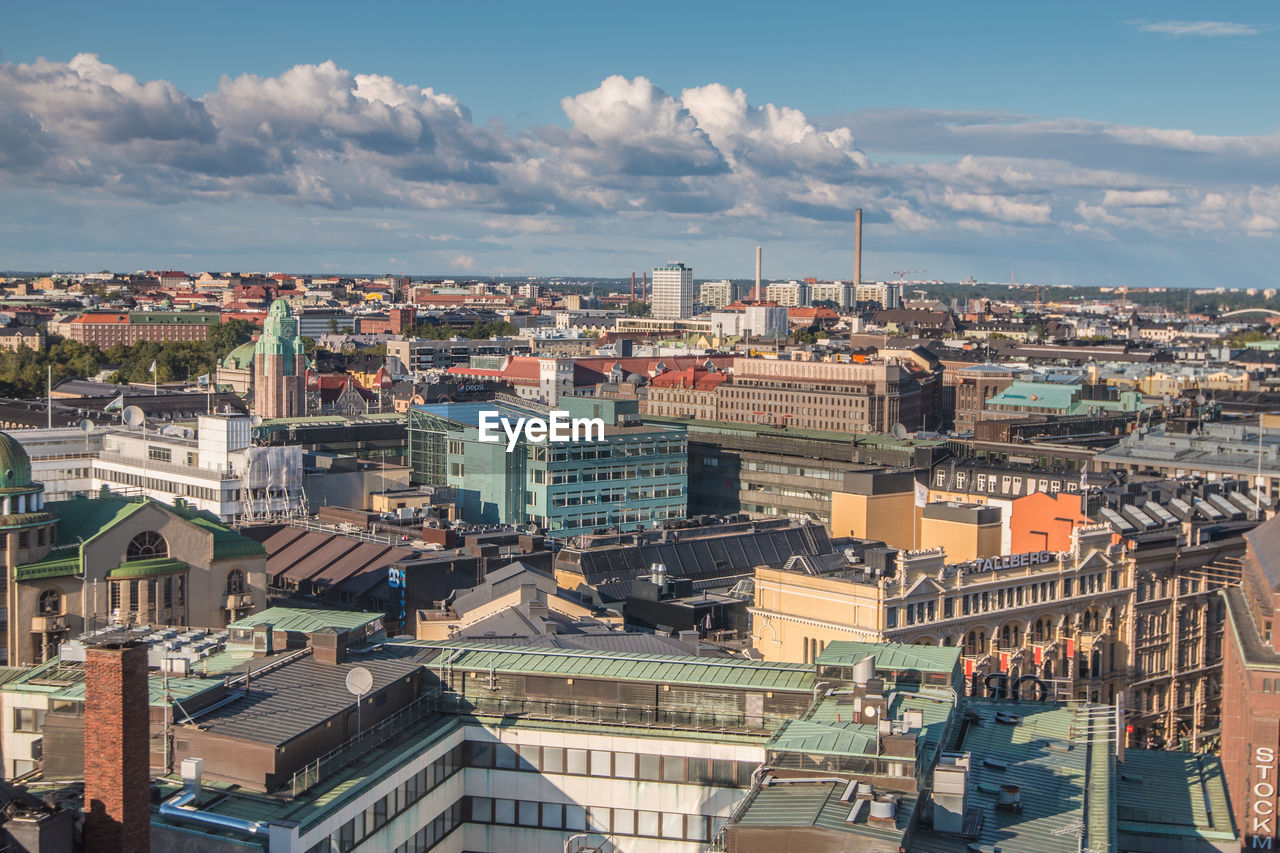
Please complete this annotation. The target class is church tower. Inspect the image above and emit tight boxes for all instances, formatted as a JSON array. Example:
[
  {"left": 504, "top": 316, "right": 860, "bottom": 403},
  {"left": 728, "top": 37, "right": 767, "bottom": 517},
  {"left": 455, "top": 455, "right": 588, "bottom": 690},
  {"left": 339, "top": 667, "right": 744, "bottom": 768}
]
[{"left": 253, "top": 299, "right": 307, "bottom": 419}]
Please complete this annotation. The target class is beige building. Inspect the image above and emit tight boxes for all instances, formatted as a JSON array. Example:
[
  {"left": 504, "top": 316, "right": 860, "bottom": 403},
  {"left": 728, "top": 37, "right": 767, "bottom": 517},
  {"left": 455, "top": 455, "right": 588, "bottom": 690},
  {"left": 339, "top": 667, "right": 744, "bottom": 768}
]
[
  {"left": 752, "top": 524, "right": 1133, "bottom": 704},
  {"left": 0, "top": 430, "right": 267, "bottom": 666},
  {"left": 830, "top": 470, "right": 918, "bottom": 549}
]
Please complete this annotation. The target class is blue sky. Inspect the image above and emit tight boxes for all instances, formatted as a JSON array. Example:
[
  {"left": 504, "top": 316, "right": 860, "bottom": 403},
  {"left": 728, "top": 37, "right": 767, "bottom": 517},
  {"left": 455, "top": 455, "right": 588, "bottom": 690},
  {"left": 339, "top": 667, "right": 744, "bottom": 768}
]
[{"left": 2, "top": 1, "right": 1277, "bottom": 286}]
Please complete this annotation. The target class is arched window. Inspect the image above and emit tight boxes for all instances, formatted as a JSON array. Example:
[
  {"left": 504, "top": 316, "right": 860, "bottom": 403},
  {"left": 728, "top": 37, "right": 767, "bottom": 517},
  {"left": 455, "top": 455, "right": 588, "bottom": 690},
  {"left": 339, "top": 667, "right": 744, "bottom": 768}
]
[
  {"left": 38, "top": 589, "right": 61, "bottom": 616},
  {"left": 226, "top": 569, "right": 246, "bottom": 595},
  {"left": 126, "top": 531, "right": 167, "bottom": 561}
]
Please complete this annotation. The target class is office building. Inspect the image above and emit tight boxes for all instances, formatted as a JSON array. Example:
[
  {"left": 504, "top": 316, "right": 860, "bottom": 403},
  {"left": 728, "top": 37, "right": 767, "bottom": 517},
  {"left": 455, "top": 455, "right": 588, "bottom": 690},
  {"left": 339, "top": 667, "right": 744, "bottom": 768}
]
[
  {"left": 5, "top": 623, "right": 1234, "bottom": 852},
  {"left": 699, "top": 280, "right": 736, "bottom": 310},
  {"left": 652, "top": 263, "right": 695, "bottom": 320},
  {"left": 1096, "top": 423, "right": 1280, "bottom": 502},
  {"left": 406, "top": 400, "right": 686, "bottom": 538}
]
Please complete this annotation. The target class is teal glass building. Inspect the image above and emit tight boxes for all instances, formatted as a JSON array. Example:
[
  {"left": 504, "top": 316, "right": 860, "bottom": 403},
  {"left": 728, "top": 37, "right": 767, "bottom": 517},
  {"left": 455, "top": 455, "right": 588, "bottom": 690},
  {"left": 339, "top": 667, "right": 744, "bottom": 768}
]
[{"left": 407, "top": 399, "right": 687, "bottom": 539}]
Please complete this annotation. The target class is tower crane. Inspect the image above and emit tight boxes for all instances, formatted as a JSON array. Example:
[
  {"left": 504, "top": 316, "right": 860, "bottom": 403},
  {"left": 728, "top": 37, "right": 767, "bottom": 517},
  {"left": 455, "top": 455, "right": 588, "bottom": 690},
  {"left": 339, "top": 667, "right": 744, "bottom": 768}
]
[{"left": 893, "top": 270, "right": 925, "bottom": 282}]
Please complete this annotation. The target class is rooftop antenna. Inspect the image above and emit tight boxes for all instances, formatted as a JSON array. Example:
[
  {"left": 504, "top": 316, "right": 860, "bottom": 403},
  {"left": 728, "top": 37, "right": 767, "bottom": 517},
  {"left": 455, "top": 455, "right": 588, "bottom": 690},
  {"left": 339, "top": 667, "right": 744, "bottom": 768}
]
[{"left": 345, "top": 666, "right": 373, "bottom": 744}]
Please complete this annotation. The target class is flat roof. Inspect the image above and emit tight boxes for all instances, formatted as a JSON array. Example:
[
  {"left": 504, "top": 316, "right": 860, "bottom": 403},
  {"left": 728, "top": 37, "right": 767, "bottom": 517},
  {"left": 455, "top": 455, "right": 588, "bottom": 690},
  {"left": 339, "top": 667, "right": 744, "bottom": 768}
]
[
  {"left": 816, "top": 641, "right": 961, "bottom": 675},
  {"left": 226, "top": 607, "right": 384, "bottom": 634},
  {"left": 405, "top": 639, "right": 815, "bottom": 692}
]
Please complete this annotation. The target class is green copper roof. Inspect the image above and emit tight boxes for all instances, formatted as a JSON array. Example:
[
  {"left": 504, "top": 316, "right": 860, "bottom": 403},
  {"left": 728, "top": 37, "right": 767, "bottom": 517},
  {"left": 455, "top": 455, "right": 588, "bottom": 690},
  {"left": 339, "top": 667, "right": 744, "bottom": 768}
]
[
  {"left": 816, "top": 641, "right": 961, "bottom": 675},
  {"left": 106, "top": 557, "right": 188, "bottom": 579},
  {"left": 226, "top": 607, "right": 383, "bottom": 634},
  {"left": 0, "top": 431, "right": 33, "bottom": 490},
  {"left": 222, "top": 340, "right": 256, "bottom": 369}
]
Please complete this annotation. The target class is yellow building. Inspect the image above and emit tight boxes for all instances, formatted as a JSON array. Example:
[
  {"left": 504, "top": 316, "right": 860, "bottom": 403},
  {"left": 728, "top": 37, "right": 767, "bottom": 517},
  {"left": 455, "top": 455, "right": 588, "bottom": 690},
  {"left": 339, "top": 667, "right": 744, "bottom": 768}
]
[
  {"left": 918, "top": 501, "right": 1002, "bottom": 563},
  {"left": 829, "top": 470, "right": 918, "bottom": 549}
]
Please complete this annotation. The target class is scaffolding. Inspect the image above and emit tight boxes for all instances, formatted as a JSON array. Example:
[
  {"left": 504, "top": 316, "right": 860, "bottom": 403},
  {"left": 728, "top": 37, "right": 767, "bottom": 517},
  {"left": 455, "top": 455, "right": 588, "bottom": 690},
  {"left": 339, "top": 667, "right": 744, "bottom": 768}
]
[{"left": 239, "top": 445, "right": 308, "bottom": 523}]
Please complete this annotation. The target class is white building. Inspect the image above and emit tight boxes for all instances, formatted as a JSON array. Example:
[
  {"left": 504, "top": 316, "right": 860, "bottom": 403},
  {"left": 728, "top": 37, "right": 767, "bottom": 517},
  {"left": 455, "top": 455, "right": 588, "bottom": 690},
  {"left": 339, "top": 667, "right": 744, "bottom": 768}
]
[
  {"left": 652, "top": 263, "right": 694, "bottom": 320},
  {"left": 92, "top": 415, "right": 305, "bottom": 522},
  {"left": 699, "top": 280, "right": 734, "bottom": 310},
  {"left": 809, "top": 281, "right": 854, "bottom": 309},
  {"left": 855, "top": 281, "right": 902, "bottom": 309},
  {"left": 13, "top": 427, "right": 102, "bottom": 502},
  {"left": 765, "top": 281, "right": 808, "bottom": 307}
]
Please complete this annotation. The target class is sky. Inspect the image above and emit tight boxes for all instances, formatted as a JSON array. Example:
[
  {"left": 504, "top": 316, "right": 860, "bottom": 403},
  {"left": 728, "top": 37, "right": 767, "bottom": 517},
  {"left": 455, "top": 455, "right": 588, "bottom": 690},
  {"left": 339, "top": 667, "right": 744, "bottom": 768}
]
[{"left": 1, "top": 1, "right": 1278, "bottom": 287}]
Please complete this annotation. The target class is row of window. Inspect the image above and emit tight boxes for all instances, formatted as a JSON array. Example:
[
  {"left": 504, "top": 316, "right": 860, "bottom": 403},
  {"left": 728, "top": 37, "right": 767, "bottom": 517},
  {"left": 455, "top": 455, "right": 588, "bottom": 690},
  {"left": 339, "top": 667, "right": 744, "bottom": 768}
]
[
  {"left": 467, "top": 741, "right": 756, "bottom": 787},
  {"left": 469, "top": 796, "right": 716, "bottom": 843},
  {"left": 0, "top": 528, "right": 48, "bottom": 551},
  {"left": 886, "top": 571, "right": 1121, "bottom": 628},
  {"left": 547, "top": 485, "right": 682, "bottom": 507},
  {"left": 306, "top": 745, "right": 463, "bottom": 853},
  {"left": 95, "top": 468, "right": 230, "bottom": 502}
]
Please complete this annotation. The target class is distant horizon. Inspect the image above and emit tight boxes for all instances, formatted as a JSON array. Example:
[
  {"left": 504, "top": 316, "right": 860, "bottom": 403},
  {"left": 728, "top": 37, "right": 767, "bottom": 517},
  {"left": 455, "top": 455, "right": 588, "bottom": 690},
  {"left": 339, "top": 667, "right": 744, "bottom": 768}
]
[{"left": 2, "top": 2, "right": 1277, "bottom": 288}]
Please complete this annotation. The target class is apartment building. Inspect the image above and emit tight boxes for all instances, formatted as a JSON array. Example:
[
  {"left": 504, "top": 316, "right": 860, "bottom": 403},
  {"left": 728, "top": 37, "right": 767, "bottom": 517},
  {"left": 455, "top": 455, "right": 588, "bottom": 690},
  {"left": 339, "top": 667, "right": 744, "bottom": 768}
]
[
  {"left": 62, "top": 311, "right": 219, "bottom": 346},
  {"left": 716, "top": 358, "right": 932, "bottom": 433},
  {"left": 652, "top": 262, "right": 695, "bottom": 320}
]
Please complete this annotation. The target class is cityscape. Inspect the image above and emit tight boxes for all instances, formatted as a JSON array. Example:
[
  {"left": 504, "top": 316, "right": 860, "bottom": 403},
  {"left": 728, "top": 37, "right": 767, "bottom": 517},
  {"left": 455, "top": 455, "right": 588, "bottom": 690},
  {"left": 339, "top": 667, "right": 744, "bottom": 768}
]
[{"left": 2, "top": 4, "right": 1279, "bottom": 853}]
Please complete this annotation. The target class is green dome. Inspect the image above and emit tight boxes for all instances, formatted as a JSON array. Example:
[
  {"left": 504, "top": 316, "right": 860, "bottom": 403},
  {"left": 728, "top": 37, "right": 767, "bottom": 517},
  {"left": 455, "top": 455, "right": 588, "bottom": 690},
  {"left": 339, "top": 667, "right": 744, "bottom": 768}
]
[
  {"left": 0, "top": 431, "right": 33, "bottom": 490},
  {"left": 223, "top": 340, "right": 257, "bottom": 369}
]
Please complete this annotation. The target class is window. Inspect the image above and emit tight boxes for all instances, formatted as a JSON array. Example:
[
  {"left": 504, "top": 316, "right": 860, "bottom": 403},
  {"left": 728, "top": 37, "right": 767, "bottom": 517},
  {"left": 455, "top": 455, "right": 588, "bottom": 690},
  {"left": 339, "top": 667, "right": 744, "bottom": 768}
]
[
  {"left": 126, "top": 531, "right": 167, "bottom": 561},
  {"left": 226, "top": 570, "right": 245, "bottom": 595},
  {"left": 148, "top": 446, "right": 172, "bottom": 463},
  {"left": 13, "top": 708, "right": 45, "bottom": 733},
  {"left": 37, "top": 590, "right": 60, "bottom": 616}
]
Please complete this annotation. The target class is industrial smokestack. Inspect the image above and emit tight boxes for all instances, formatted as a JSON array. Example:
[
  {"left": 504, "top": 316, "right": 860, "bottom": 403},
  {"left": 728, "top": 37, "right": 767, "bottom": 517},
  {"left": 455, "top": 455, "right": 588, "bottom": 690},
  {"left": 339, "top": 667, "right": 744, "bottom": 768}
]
[
  {"left": 854, "top": 208, "right": 863, "bottom": 288},
  {"left": 631, "top": 272, "right": 635, "bottom": 302},
  {"left": 755, "top": 246, "right": 762, "bottom": 301}
]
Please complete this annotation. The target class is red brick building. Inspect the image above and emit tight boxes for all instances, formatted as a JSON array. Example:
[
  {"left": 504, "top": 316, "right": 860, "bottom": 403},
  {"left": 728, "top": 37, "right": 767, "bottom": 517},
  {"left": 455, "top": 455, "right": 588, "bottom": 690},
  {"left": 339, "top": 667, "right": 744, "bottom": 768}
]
[
  {"left": 1222, "top": 515, "right": 1280, "bottom": 849},
  {"left": 63, "top": 312, "right": 219, "bottom": 347}
]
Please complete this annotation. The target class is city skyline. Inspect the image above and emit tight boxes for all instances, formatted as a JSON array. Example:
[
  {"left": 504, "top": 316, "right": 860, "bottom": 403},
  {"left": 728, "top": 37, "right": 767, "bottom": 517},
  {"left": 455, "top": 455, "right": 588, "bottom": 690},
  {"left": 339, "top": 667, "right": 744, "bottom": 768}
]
[{"left": 2, "top": 1, "right": 1278, "bottom": 286}]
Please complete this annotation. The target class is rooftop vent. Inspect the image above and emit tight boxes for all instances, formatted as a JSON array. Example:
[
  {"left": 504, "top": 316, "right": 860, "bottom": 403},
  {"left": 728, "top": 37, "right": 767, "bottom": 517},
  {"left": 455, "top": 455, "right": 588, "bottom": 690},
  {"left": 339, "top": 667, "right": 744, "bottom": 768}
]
[{"left": 995, "top": 784, "right": 1022, "bottom": 813}]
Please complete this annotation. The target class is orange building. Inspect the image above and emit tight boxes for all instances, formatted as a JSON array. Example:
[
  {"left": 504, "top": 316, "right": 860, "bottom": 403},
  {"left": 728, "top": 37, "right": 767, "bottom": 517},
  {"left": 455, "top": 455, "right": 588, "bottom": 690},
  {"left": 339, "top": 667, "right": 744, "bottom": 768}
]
[{"left": 1009, "top": 491, "right": 1090, "bottom": 553}]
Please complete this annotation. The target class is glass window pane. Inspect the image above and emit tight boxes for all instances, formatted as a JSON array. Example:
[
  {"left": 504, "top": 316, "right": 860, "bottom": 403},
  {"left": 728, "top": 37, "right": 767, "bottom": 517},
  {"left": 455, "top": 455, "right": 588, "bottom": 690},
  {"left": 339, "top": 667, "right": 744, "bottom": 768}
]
[
  {"left": 518, "top": 801, "right": 539, "bottom": 827},
  {"left": 471, "top": 797, "right": 492, "bottom": 823},
  {"left": 494, "top": 746, "right": 516, "bottom": 769},
  {"left": 614, "top": 809, "right": 635, "bottom": 835},
  {"left": 590, "top": 750, "right": 611, "bottom": 776},
  {"left": 588, "top": 806, "right": 612, "bottom": 833},
  {"left": 637, "top": 810, "right": 660, "bottom": 837},
  {"left": 687, "top": 815, "right": 709, "bottom": 841},
  {"left": 638, "top": 754, "right": 661, "bottom": 780},
  {"left": 615, "top": 752, "right": 636, "bottom": 778},
  {"left": 494, "top": 799, "right": 516, "bottom": 825},
  {"left": 566, "top": 748, "right": 588, "bottom": 775},
  {"left": 565, "top": 805, "right": 586, "bottom": 831},
  {"left": 471, "top": 742, "right": 494, "bottom": 768},
  {"left": 542, "top": 747, "right": 564, "bottom": 774},
  {"left": 541, "top": 804, "right": 563, "bottom": 829},
  {"left": 711, "top": 759, "right": 734, "bottom": 786},
  {"left": 662, "top": 756, "right": 686, "bottom": 782},
  {"left": 517, "top": 745, "right": 540, "bottom": 771},
  {"left": 662, "top": 813, "right": 683, "bottom": 838}
]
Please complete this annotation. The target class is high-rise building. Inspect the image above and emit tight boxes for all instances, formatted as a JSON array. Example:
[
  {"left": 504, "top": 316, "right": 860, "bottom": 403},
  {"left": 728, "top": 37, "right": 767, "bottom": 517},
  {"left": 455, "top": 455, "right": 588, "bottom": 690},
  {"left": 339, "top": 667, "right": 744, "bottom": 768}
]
[
  {"left": 765, "top": 280, "right": 808, "bottom": 307},
  {"left": 699, "top": 280, "right": 734, "bottom": 310},
  {"left": 652, "top": 262, "right": 694, "bottom": 319},
  {"left": 253, "top": 299, "right": 307, "bottom": 419}
]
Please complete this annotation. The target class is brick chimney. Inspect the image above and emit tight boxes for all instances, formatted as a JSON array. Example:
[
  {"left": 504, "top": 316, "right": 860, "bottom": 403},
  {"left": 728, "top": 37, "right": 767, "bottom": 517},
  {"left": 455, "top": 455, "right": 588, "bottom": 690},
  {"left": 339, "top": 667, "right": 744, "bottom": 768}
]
[{"left": 84, "top": 642, "right": 150, "bottom": 853}]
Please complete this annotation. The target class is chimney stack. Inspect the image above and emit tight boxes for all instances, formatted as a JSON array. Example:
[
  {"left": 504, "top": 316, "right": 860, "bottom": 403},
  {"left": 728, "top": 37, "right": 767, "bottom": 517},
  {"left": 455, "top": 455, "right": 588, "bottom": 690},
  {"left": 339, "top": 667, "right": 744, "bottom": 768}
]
[
  {"left": 754, "top": 246, "right": 762, "bottom": 301},
  {"left": 83, "top": 642, "right": 151, "bottom": 853},
  {"left": 630, "top": 272, "right": 635, "bottom": 302},
  {"left": 854, "top": 208, "right": 863, "bottom": 288}
]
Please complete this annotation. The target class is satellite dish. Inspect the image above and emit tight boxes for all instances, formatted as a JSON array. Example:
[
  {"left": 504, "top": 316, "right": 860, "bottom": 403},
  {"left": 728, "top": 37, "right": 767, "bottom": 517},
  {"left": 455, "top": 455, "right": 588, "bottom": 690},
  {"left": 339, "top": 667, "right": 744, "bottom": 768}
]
[
  {"left": 345, "top": 666, "right": 373, "bottom": 697},
  {"left": 1195, "top": 393, "right": 1207, "bottom": 406},
  {"left": 891, "top": 423, "right": 909, "bottom": 440},
  {"left": 525, "top": 523, "right": 540, "bottom": 535},
  {"left": 122, "top": 406, "right": 145, "bottom": 428},
  {"left": 250, "top": 414, "right": 264, "bottom": 427},
  {"left": 78, "top": 419, "right": 95, "bottom": 433}
]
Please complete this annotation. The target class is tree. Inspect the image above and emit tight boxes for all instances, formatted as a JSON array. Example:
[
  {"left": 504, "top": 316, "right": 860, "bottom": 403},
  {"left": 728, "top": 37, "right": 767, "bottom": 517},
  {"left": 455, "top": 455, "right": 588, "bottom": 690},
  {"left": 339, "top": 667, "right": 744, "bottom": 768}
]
[
  {"left": 327, "top": 317, "right": 339, "bottom": 334},
  {"left": 625, "top": 301, "right": 651, "bottom": 317}
]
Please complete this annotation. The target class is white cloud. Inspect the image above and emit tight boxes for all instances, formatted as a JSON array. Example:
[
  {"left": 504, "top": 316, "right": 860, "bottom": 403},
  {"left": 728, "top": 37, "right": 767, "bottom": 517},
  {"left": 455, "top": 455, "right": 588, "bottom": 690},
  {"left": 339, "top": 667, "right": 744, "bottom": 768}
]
[
  {"left": 1102, "top": 189, "right": 1177, "bottom": 207},
  {"left": 1134, "top": 20, "right": 1264, "bottom": 37},
  {"left": 449, "top": 253, "right": 476, "bottom": 270},
  {"left": 940, "top": 189, "right": 1052, "bottom": 224}
]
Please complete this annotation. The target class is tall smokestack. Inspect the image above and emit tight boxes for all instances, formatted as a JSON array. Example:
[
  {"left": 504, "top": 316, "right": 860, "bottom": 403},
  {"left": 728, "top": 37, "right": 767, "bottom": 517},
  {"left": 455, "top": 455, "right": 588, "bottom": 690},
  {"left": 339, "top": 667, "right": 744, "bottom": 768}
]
[
  {"left": 755, "top": 246, "right": 762, "bottom": 301},
  {"left": 84, "top": 642, "right": 150, "bottom": 853},
  {"left": 854, "top": 208, "right": 863, "bottom": 288},
  {"left": 643, "top": 272, "right": 648, "bottom": 302},
  {"left": 631, "top": 272, "right": 635, "bottom": 302}
]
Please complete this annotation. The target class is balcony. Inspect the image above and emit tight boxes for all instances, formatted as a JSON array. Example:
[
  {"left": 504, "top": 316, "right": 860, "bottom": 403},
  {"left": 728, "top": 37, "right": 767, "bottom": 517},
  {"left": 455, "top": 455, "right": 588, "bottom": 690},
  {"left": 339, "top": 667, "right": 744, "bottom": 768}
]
[
  {"left": 225, "top": 593, "right": 254, "bottom": 611},
  {"left": 31, "top": 613, "right": 66, "bottom": 633}
]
